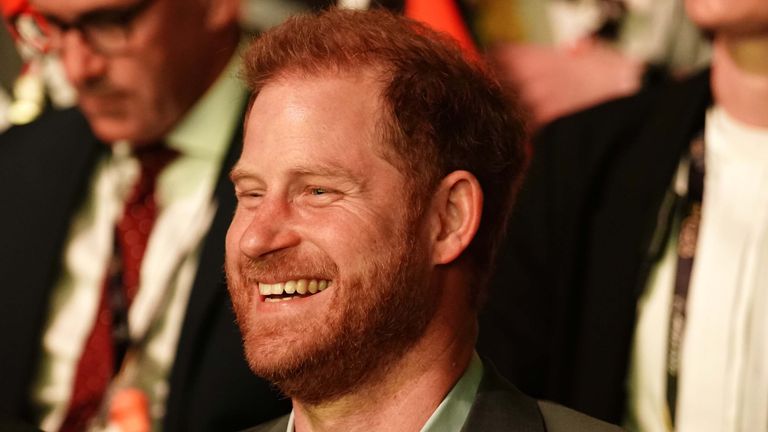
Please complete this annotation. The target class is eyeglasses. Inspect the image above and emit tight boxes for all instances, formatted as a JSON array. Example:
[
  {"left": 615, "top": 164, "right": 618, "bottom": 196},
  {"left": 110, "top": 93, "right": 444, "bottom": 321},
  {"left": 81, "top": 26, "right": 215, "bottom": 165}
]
[{"left": 10, "top": 0, "right": 155, "bottom": 56}]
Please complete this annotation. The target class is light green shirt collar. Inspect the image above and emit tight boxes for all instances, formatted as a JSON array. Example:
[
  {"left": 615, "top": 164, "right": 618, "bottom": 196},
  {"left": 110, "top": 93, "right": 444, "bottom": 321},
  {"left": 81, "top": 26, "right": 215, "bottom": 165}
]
[
  {"left": 163, "top": 48, "right": 247, "bottom": 160},
  {"left": 285, "top": 352, "right": 484, "bottom": 432},
  {"left": 420, "top": 351, "right": 483, "bottom": 432}
]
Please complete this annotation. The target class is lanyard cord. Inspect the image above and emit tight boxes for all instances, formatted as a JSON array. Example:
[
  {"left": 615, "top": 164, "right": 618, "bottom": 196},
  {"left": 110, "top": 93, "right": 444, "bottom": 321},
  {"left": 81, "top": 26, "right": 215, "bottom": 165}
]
[{"left": 666, "top": 133, "right": 706, "bottom": 426}]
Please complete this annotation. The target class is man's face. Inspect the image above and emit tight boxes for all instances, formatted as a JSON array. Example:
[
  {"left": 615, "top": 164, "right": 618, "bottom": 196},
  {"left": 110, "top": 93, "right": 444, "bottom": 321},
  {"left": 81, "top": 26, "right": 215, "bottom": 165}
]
[
  {"left": 31, "top": 0, "right": 227, "bottom": 144},
  {"left": 226, "top": 72, "right": 440, "bottom": 403},
  {"left": 685, "top": 0, "right": 768, "bottom": 34}
]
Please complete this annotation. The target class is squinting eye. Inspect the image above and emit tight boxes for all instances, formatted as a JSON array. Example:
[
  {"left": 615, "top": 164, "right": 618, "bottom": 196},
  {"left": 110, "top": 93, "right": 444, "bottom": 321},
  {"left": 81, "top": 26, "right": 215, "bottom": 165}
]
[
  {"left": 235, "top": 190, "right": 263, "bottom": 202},
  {"left": 310, "top": 188, "right": 327, "bottom": 195},
  {"left": 302, "top": 186, "right": 341, "bottom": 206}
]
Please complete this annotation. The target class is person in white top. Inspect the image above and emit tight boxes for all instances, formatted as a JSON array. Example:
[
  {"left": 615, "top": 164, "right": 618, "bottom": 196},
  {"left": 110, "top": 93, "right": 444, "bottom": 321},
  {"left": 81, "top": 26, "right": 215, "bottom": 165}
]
[{"left": 479, "top": 0, "right": 768, "bottom": 431}]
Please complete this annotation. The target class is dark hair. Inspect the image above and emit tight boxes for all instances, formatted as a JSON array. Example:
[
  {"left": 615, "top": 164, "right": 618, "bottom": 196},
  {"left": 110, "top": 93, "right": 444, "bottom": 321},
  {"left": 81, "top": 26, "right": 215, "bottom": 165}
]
[{"left": 242, "top": 8, "right": 529, "bottom": 305}]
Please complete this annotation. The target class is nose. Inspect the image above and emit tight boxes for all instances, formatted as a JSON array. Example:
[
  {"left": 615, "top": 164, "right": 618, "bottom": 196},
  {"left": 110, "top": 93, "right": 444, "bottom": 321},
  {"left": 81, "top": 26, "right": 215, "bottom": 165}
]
[
  {"left": 238, "top": 197, "right": 301, "bottom": 260},
  {"left": 59, "top": 30, "right": 108, "bottom": 88}
]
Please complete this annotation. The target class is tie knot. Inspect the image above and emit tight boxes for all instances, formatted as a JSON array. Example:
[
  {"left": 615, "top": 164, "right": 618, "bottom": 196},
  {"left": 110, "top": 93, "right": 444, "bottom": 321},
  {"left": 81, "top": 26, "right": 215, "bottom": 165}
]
[
  {"left": 127, "top": 144, "right": 178, "bottom": 202},
  {"left": 134, "top": 144, "right": 179, "bottom": 184}
]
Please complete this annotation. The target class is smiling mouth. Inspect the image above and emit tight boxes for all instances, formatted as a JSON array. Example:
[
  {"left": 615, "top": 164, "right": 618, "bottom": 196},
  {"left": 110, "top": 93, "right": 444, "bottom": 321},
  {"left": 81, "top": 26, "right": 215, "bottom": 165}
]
[{"left": 259, "top": 279, "right": 333, "bottom": 302}]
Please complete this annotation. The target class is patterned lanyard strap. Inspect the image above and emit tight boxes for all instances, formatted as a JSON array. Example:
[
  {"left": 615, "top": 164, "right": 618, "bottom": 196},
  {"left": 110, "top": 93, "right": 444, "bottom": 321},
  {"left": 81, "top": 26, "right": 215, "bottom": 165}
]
[{"left": 666, "top": 133, "right": 705, "bottom": 426}]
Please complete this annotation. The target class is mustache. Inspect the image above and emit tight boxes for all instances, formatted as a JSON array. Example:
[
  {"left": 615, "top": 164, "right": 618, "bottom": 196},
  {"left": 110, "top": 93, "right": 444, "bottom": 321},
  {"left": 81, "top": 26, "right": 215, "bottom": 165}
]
[
  {"left": 77, "top": 77, "right": 122, "bottom": 98},
  {"left": 237, "top": 249, "right": 339, "bottom": 284}
]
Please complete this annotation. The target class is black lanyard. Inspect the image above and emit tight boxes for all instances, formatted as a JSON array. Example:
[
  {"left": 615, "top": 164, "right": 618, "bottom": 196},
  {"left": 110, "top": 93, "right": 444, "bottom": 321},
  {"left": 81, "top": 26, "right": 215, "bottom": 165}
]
[{"left": 666, "top": 133, "right": 706, "bottom": 426}]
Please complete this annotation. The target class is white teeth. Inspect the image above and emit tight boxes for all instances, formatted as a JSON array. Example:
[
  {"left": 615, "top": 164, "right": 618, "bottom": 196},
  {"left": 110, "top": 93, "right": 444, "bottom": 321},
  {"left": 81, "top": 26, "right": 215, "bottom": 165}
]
[
  {"left": 265, "top": 297, "right": 280, "bottom": 303},
  {"left": 260, "top": 279, "right": 331, "bottom": 299},
  {"left": 271, "top": 283, "right": 284, "bottom": 295},
  {"left": 296, "top": 279, "right": 308, "bottom": 294},
  {"left": 284, "top": 280, "right": 296, "bottom": 294},
  {"left": 259, "top": 283, "right": 271, "bottom": 295},
  {"left": 307, "top": 280, "right": 318, "bottom": 293}
]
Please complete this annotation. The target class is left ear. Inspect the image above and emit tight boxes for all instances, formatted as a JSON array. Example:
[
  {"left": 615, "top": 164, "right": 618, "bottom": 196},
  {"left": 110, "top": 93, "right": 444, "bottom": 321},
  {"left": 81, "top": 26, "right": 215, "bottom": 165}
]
[
  {"left": 204, "top": 0, "right": 241, "bottom": 31},
  {"left": 429, "top": 170, "right": 483, "bottom": 265}
]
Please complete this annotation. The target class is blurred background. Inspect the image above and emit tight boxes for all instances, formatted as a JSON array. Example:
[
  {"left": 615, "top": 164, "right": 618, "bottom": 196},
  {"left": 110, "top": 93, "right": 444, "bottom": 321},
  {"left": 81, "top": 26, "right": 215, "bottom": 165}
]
[
  {"left": 0, "top": 19, "right": 21, "bottom": 91},
  {"left": 1, "top": 0, "right": 711, "bottom": 132}
]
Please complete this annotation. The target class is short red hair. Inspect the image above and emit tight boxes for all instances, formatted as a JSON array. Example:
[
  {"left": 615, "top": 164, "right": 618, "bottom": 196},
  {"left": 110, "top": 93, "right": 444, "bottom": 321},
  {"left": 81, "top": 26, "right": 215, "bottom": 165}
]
[{"left": 242, "top": 8, "right": 528, "bottom": 304}]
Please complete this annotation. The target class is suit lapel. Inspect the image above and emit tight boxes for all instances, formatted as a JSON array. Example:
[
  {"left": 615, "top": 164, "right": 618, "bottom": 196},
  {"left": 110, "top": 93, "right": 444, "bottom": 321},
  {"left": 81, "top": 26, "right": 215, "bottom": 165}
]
[
  {"left": 0, "top": 108, "right": 103, "bottom": 417},
  {"left": 567, "top": 70, "right": 712, "bottom": 417},
  {"left": 163, "top": 102, "right": 245, "bottom": 426},
  {"left": 462, "top": 362, "right": 546, "bottom": 432}
]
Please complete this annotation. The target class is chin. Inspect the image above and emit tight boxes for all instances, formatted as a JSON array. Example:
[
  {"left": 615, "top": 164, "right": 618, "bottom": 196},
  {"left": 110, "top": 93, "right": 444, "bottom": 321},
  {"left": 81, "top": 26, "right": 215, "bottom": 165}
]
[
  {"left": 242, "top": 326, "right": 307, "bottom": 377},
  {"left": 80, "top": 102, "right": 153, "bottom": 144},
  {"left": 89, "top": 118, "right": 156, "bottom": 145},
  {"left": 83, "top": 110, "right": 129, "bottom": 141}
]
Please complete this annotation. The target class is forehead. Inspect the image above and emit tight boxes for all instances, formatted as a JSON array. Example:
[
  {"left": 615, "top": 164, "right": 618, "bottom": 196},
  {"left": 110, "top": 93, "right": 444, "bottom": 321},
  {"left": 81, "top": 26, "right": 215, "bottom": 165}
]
[{"left": 240, "top": 71, "right": 397, "bottom": 177}]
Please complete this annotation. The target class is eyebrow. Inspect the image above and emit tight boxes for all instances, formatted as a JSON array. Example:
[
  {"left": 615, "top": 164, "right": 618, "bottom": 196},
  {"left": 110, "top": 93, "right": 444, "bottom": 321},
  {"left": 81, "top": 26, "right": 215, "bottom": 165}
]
[
  {"left": 229, "top": 161, "right": 365, "bottom": 187},
  {"left": 41, "top": 2, "right": 141, "bottom": 26},
  {"left": 229, "top": 166, "right": 252, "bottom": 184}
]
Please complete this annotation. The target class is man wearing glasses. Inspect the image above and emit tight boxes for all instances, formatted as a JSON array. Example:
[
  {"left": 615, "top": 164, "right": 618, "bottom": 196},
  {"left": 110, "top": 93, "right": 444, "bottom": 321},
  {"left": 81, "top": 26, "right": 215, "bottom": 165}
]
[{"left": 0, "top": 0, "right": 289, "bottom": 431}]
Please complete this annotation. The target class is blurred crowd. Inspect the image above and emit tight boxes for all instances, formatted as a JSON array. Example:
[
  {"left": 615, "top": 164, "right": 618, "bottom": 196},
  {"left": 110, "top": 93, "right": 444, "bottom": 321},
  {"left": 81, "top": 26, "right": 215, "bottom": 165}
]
[{"left": 1, "top": 0, "right": 712, "bottom": 131}]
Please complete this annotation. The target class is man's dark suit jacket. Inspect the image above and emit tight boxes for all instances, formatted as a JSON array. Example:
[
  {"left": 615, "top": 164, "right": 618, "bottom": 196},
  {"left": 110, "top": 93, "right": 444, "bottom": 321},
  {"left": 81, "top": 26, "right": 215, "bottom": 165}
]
[
  {"left": 244, "top": 363, "right": 622, "bottom": 432},
  {"left": 0, "top": 108, "right": 290, "bottom": 431},
  {"left": 477, "top": 70, "right": 712, "bottom": 424}
]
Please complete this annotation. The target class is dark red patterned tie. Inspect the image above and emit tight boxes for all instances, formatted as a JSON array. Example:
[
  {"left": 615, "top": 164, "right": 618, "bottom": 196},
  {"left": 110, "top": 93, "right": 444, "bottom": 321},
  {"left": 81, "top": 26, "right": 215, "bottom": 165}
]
[{"left": 59, "top": 145, "right": 177, "bottom": 432}]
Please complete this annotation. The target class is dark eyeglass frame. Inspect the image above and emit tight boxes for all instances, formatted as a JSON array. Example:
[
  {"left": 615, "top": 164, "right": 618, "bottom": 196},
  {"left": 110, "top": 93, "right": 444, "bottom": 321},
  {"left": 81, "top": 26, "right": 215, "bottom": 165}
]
[{"left": 11, "top": 0, "right": 155, "bottom": 55}]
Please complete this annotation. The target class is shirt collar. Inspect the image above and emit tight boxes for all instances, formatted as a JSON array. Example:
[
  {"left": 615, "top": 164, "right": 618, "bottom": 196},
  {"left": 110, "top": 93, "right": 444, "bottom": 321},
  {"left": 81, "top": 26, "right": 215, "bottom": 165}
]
[{"left": 419, "top": 351, "right": 484, "bottom": 432}]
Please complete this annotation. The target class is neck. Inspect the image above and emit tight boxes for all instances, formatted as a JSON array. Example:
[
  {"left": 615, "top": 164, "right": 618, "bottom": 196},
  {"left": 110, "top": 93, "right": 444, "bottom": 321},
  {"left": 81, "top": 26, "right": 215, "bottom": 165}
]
[
  {"left": 292, "top": 274, "right": 477, "bottom": 432},
  {"left": 711, "top": 34, "right": 768, "bottom": 127}
]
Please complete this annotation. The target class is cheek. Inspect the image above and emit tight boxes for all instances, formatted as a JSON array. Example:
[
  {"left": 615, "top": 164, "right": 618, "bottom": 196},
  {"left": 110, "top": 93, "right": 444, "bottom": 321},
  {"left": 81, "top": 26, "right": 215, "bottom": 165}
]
[
  {"left": 113, "top": 55, "right": 170, "bottom": 109},
  {"left": 225, "top": 250, "right": 256, "bottom": 329},
  {"left": 305, "top": 200, "right": 404, "bottom": 243},
  {"left": 306, "top": 213, "right": 395, "bottom": 268}
]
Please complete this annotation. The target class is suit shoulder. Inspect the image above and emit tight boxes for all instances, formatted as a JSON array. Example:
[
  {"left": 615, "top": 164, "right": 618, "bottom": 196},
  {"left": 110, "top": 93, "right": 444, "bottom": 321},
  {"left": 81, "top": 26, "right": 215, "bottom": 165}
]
[
  {"left": 0, "top": 108, "right": 94, "bottom": 162},
  {"left": 0, "top": 414, "right": 42, "bottom": 432},
  {"left": 535, "top": 68, "right": 711, "bottom": 154},
  {"left": 1, "top": 107, "right": 89, "bottom": 141},
  {"left": 538, "top": 400, "right": 624, "bottom": 432}
]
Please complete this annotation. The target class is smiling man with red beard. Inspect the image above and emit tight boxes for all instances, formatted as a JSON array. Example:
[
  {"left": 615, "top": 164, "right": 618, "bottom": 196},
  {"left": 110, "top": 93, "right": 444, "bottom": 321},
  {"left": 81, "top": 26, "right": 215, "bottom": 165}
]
[{"left": 225, "top": 8, "right": 621, "bottom": 432}]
